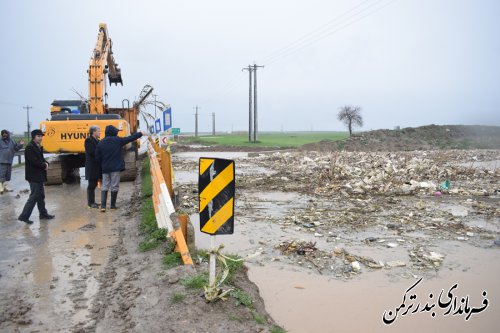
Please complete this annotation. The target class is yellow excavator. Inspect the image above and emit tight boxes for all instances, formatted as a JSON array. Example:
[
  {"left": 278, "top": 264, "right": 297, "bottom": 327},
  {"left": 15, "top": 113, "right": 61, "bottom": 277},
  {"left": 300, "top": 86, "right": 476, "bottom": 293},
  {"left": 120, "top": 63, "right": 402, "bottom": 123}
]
[{"left": 40, "top": 23, "right": 149, "bottom": 185}]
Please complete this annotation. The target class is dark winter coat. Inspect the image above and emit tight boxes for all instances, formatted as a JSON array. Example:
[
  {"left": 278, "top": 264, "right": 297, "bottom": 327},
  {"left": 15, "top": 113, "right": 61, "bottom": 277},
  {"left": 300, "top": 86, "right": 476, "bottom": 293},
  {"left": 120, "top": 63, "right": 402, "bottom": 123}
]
[
  {"left": 0, "top": 137, "right": 23, "bottom": 164},
  {"left": 24, "top": 140, "right": 48, "bottom": 183},
  {"left": 84, "top": 136, "right": 101, "bottom": 180},
  {"left": 95, "top": 125, "right": 142, "bottom": 173}
]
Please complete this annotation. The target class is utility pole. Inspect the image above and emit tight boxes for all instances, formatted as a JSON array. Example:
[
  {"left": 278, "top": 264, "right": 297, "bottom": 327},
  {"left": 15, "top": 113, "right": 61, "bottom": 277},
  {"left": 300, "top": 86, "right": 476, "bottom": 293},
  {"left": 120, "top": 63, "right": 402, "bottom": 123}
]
[
  {"left": 23, "top": 105, "right": 32, "bottom": 137},
  {"left": 212, "top": 112, "right": 215, "bottom": 136},
  {"left": 252, "top": 64, "right": 264, "bottom": 141},
  {"left": 242, "top": 65, "right": 253, "bottom": 142},
  {"left": 193, "top": 105, "right": 200, "bottom": 137},
  {"left": 152, "top": 94, "right": 158, "bottom": 119}
]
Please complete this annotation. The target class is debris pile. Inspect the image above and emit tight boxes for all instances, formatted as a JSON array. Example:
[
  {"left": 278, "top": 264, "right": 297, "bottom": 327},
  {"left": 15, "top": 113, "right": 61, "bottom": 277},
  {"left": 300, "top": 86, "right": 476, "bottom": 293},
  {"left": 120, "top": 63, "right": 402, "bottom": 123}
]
[
  {"left": 409, "top": 247, "right": 445, "bottom": 269},
  {"left": 248, "top": 150, "right": 499, "bottom": 197},
  {"left": 277, "top": 240, "right": 317, "bottom": 256},
  {"left": 172, "top": 148, "right": 499, "bottom": 280}
]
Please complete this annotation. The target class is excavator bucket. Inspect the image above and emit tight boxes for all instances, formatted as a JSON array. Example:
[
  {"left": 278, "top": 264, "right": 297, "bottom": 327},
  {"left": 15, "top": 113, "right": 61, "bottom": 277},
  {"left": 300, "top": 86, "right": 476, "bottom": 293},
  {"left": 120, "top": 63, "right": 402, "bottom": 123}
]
[{"left": 108, "top": 70, "right": 123, "bottom": 86}]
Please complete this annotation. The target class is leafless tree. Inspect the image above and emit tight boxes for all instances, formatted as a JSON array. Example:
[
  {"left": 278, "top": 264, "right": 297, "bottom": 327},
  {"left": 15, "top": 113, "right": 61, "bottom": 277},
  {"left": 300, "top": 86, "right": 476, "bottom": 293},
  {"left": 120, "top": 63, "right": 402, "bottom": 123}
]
[{"left": 337, "top": 105, "right": 363, "bottom": 136}]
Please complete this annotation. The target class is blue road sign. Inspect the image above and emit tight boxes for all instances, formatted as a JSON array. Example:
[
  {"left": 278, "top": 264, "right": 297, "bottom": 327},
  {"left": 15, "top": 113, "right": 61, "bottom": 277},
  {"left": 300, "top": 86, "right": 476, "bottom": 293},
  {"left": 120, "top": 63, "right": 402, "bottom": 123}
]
[
  {"left": 163, "top": 107, "right": 172, "bottom": 132},
  {"left": 155, "top": 119, "right": 161, "bottom": 134}
]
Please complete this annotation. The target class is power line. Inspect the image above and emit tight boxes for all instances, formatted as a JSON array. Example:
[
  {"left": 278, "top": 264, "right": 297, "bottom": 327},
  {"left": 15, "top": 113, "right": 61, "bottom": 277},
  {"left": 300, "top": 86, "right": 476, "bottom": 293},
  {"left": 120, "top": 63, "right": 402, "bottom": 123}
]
[
  {"left": 262, "top": 0, "right": 398, "bottom": 65},
  {"left": 259, "top": 0, "right": 379, "bottom": 64}
]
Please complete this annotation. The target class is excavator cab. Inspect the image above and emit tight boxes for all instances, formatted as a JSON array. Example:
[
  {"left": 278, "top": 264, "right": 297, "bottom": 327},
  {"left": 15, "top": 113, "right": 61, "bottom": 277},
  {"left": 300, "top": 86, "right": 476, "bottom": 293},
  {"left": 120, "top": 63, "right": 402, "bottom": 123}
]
[{"left": 50, "top": 100, "right": 88, "bottom": 116}]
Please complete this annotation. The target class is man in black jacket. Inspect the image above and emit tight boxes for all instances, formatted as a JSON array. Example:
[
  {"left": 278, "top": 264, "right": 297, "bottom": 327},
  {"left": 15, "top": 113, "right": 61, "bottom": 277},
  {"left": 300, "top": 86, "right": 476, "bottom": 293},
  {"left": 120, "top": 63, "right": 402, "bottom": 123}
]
[
  {"left": 84, "top": 125, "right": 101, "bottom": 208},
  {"left": 95, "top": 125, "right": 143, "bottom": 212},
  {"left": 18, "top": 129, "right": 55, "bottom": 224}
]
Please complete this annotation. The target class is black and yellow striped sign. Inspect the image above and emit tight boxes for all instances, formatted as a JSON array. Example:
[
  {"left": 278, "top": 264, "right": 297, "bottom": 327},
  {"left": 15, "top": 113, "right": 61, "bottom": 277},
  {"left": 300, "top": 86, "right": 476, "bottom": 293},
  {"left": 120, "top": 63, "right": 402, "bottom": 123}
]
[{"left": 198, "top": 158, "right": 235, "bottom": 235}]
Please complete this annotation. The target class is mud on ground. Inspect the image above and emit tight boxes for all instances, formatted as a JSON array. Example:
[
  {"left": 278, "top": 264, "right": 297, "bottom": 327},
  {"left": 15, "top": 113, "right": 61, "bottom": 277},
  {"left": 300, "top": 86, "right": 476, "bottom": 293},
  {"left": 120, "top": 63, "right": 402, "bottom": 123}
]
[
  {"left": 70, "top": 171, "right": 277, "bottom": 333},
  {"left": 0, "top": 165, "right": 277, "bottom": 333}
]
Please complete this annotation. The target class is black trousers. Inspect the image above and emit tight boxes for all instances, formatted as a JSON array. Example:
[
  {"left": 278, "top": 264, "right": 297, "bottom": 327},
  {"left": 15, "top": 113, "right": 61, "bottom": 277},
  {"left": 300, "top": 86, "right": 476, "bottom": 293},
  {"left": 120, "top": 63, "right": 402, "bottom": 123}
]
[
  {"left": 87, "top": 179, "right": 98, "bottom": 205},
  {"left": 19, "top": 182, "right": 48, "bottom": 219}
]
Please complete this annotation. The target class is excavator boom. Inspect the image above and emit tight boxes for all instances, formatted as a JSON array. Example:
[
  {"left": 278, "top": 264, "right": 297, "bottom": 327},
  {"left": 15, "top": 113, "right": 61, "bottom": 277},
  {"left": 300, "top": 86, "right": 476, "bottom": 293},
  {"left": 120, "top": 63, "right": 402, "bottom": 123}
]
[{"left": 88, "top": 23, "right": 123, "bottom": 114}]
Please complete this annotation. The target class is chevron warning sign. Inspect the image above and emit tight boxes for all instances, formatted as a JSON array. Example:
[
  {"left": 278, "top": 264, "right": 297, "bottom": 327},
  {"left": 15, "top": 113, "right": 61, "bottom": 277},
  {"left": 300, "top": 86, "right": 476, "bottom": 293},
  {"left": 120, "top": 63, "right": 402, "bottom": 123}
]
[{"left": 198, "top": 158, "right": 235, "bottom": 235}]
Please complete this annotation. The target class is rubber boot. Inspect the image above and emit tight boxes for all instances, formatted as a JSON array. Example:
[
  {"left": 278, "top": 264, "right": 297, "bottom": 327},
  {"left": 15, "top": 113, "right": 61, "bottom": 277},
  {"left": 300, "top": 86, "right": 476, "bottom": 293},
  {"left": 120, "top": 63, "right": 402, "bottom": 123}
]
[
  {"left": 87, "top": 187, "right": 99, "bottom": 208},
  {"left": 0, "top": 182, "right": 4, "bottom": 194},
  {"left": 3, "top": 182, "right": 13, "bottom": 192},
  {"left": 101, "top": 191, "right": 108, "bottom": 212},
  {"left": 110, "top": 191, "right": 118, "bottom": 210}
]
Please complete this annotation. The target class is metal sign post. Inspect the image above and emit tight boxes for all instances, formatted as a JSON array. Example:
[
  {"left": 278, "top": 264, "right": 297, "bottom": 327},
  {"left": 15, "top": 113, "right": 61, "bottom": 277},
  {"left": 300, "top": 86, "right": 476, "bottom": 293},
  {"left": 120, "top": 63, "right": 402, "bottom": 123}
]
[{"left": 209, "top": 236, "right": 216, "bottom": 286}]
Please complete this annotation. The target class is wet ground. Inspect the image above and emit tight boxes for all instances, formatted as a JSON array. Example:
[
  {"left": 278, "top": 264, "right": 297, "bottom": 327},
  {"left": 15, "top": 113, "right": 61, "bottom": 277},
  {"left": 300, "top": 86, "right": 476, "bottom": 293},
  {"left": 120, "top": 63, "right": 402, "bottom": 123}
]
[
  {"left": 0, "top": 167, "right": 133, "bottom": 331},
  {"left": 2, "top": 147, "right": 499, "bottom": 332},
  {"left": 173, "top": 149, "right": 500, "bottom": 333}
]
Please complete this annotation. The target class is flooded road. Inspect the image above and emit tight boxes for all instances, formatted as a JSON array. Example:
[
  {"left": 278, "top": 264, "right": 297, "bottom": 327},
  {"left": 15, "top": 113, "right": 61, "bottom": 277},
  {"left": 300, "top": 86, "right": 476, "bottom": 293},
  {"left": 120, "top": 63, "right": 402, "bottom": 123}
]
[
  {"left": 175, "top": 150, "right": 500, "bottom": 333},
  {"left": 0, "top": 166, "right": 134, "bottom": 331}
]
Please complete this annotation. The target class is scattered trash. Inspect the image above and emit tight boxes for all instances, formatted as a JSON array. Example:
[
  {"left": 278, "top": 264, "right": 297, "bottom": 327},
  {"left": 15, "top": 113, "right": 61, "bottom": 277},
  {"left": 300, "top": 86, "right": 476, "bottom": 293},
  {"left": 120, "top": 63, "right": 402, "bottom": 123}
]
[
  {"left": 410, "top": 247, "right": 445, "bottom": 269},
  {"left": 333, "top": 247, "right": 343, "bottom": 255},
  {"left": 387, "top": 224, "right": 403, "bottom": 230},
  {"left": 174, "top": 149, "right": 499, "bottom": 281},
  {"left": 278, "top": 241, "right": 317, "bottom": 256},
  {"left": 364, "top": 237, "right": 378, "bottom": 243},
  {"left": 440, "top": 180, "right": 451, "bottom": 191},
  {"left": 426, "top": 252, "right": 445, "bottom": 261},
  {"left": 367, "top": 261, "right": 384, "bottom": 269},
  {"left": 386, "top": 260, "right": 406, "bottom": 268},
  {"left": 351, "top": 261, "right": 361, "bottom": 272}
]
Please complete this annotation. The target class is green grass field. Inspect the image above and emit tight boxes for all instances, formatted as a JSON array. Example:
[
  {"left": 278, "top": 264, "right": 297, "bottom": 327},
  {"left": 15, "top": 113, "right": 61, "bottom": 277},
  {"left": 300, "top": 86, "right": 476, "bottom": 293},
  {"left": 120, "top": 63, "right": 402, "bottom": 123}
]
[{"left": 181, "top": 132, "right": 348, "bottom": 148}]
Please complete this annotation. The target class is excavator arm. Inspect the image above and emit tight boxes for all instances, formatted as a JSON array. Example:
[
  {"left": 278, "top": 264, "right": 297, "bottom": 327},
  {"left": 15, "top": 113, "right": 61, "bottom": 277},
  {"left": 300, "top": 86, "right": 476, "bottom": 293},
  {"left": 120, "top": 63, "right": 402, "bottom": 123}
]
[{"left": 88, "top": 23, "right": 122, "bottom": 114}]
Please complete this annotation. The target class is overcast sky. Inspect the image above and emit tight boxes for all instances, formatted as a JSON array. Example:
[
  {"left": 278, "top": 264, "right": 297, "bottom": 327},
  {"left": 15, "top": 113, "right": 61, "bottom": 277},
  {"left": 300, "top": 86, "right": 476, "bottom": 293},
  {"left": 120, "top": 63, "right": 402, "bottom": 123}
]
[{"left": 1, "top": 0, "right": 499, "bottom": 134}]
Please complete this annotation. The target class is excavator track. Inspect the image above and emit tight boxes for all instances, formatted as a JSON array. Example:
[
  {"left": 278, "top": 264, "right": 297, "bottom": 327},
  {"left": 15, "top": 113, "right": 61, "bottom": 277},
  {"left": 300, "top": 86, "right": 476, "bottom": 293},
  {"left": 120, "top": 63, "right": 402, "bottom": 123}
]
[
  {"left": 46, "top": 156, "right": 63, "bottom": 185},
  {"left": 46, "top": 154, "right": 84, "bottom": 185},
  {"left": 120, "top": 150, "right": 137, "bottom": 182}
]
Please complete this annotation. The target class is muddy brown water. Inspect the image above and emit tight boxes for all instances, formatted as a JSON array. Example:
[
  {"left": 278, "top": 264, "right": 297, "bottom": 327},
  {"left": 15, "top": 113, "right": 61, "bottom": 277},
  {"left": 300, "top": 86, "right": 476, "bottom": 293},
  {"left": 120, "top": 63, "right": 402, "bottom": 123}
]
[
  {"left": 0, "top": 167, "right": 132, "bottom": 331},
  {"left": 176, "top": 151, "right": 500, "bottom": 333}
]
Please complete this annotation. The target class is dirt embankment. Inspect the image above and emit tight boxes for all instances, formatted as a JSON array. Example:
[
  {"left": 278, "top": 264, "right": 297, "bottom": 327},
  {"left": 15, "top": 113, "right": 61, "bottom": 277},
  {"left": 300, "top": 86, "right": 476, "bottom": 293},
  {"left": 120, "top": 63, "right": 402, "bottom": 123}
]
[
  {"left": 70, "top": 167, "right": 277, "bottom": 333},
  {"left": 301, "top": 125, "right": 500, "bottom": 152}
]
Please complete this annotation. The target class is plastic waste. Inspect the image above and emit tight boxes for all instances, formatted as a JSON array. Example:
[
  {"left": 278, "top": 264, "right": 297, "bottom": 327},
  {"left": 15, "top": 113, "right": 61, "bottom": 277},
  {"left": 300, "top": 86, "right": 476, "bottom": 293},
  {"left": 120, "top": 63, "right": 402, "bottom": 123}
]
[{"left": 440, "top": 180, "right": 450, "bottom": 190}]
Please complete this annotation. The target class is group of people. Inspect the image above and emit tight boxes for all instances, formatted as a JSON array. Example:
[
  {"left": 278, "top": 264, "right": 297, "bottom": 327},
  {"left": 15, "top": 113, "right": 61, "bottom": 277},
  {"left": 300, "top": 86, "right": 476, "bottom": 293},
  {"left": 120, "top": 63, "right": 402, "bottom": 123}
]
[
  {"left": 1, "top": 125, "right": 143, "bottom": 224},
  {"left": 84, "top": 125, "right": 143, "bottom": 212}
]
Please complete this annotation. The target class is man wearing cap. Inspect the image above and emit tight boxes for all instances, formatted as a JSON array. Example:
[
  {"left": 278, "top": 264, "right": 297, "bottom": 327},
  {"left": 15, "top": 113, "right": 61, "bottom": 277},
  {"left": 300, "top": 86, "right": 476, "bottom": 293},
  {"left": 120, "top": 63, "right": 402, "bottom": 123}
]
[
  {"left": 95, "top": 125, "right": 143, "bottom": 212},
  {"left": 0, "top": 129, "right": 24, "bottom": 194},
  {"left": 18, "top": 129, "right": 55, "bottom": 224}
]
